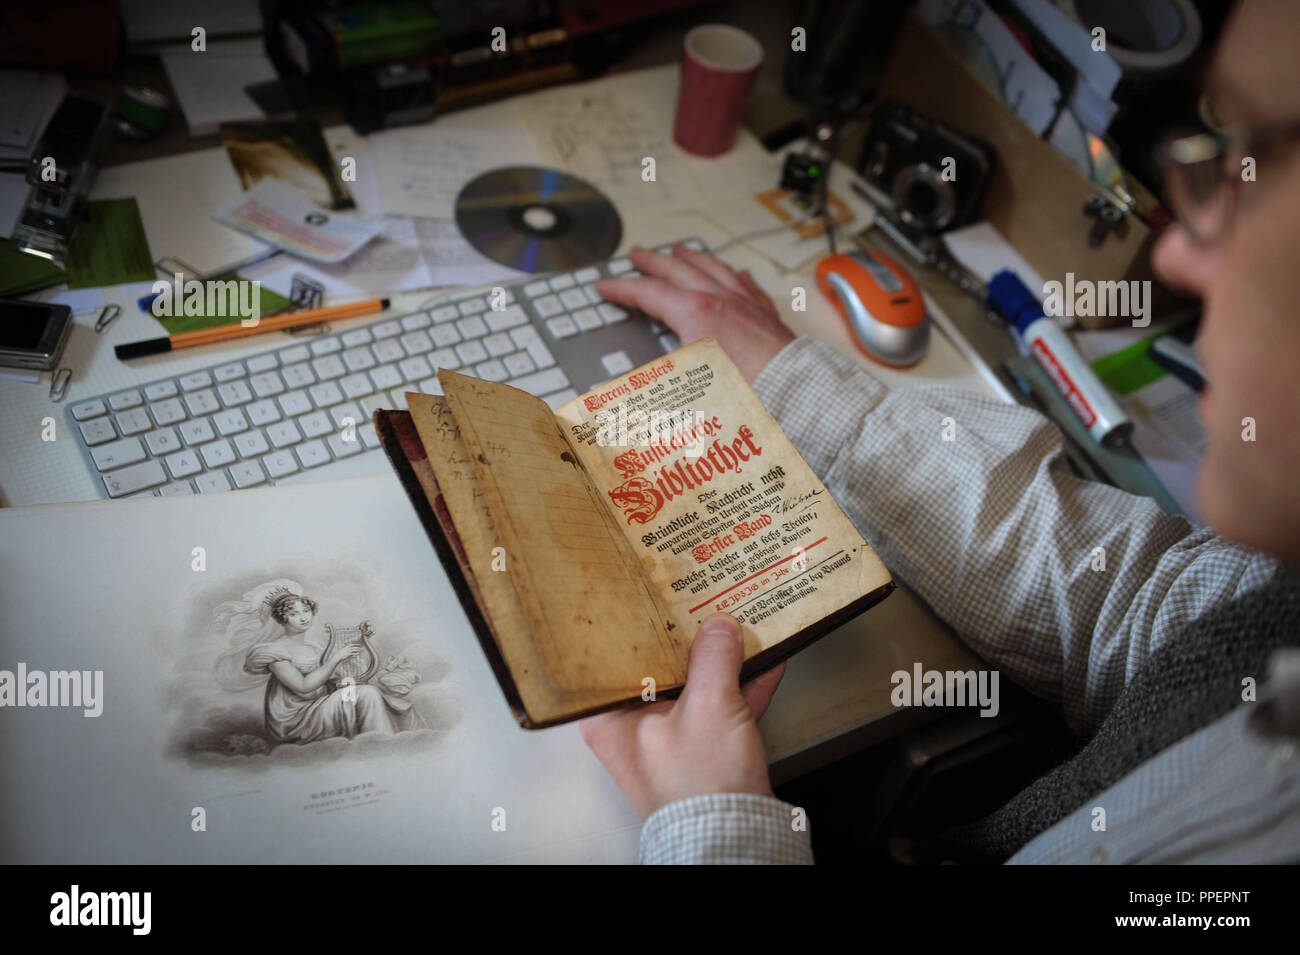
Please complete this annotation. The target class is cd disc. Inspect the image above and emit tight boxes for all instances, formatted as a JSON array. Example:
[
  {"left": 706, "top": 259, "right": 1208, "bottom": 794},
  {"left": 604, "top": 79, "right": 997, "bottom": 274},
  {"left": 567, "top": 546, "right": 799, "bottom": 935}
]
[{"left": 455, "top": 166, "right": 622, "bottom": 274}]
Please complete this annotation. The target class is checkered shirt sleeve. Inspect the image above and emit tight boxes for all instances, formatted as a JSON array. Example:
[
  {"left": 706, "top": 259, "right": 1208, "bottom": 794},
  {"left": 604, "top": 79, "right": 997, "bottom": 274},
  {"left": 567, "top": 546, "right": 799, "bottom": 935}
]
[{"left": 639, "top": 335, "right": 1278, "bottom": 865}]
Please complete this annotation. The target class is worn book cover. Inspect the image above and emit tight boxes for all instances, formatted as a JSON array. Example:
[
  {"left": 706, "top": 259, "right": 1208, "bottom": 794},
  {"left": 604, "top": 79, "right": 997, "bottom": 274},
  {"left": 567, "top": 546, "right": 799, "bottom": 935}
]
[{"left": 377, "top": 337, "right": 894, "bottom": 727}]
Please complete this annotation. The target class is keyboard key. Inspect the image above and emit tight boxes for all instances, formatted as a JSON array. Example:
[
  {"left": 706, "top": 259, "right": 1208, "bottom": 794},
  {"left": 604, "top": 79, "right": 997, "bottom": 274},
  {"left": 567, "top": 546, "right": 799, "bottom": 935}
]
[
  {"left": 359, "top": 394, "right": 391, "bottom": 416},
  {"left": 164, "top": 449, "right": 202, "bottom": 479},
  {"left": 145, "top": 427, "right": 181, "bottom": 455},
  {"left": 602, "top": 350, "right": 634, "bottom": 376},
  {"left": 573, "top": 308, "right": 603, "bottom": 331},
  {"left": 213, "top": 363, "right": 246, "bottom": 383},
  {"left": 428, "top": 348, "right": 460, "bottom": 370},
  {"left": 71, "top": 399, "right": 108, "bottom": 421},
  {"left": 278, "top": 344, "right": 311, "bottom": 365},
  {"left": 233, "top": 430, "right": 270, "bottom": 459},
  {"left": 328, "top": 432, "right": 362, "bottom": 458},
  {"left": 431, "top": 324, "right": 461, "bottom": 348},
  {"left": 296, "top": 439, "right": 331, "bottom": 469},
  {"left": 247, "top": 354, "right": 279, "bottom": 373},
  {"left": 79, "top": 418, "right": 117, "bottom": 446},
  {"left": 510, "top": 325, "right": 555, "bottom": 368},
  {"left": 340, "top": 373, "right": 373, "bottom": 399},
  {"left": 342, "top": 346, "right": 376, "bottom": 372},
  {"left": 534, "top": 294, "right": 563, "bottom": 318},
  {"left": 195, "top": 471, "right": 232, "bottom": 493},
  {"left": 310, "top": 336, "right": 342, "bottom": 356},
  {"left": 509, "top": 367, "right": 570, "bottom": 396},
  {"left": 230, "top": 460, "right": 266, "bottom": 488},
  {"left": 249, "top": 372, "right": 285, "bottom": 398},
  {"left": 90, "top": 437, "right": 145, "bottom": 471},
  {"left": 331, "top": 402, "right": 363, "bottom": 429},
  {"left": 341, "top": 329, "right": 373, "bottom": 348},
  {"left": 184, "top": 388, "right": 220, "bottom": 416},
  {"left": 684, "top": 238, "right": 705, "bottom": 250},
  {"left": 267, "top": 420, "right": 302, "bottom": 448},
  {"left": 213, "top": 408, "right": 249, "bottom": 436},
  {"left": 144, "top": 380, "right": 179, "bottom": 401},
  {"left": 200, "top": 438, "right": 237, "bottom": 469},
  {"left": 281, "top": 362, "right": 316, "bottom": 388},
  {"left": 524, "top": 280, "right": 549, "bottom": 297},
  {"left": 400, "top": 329, "right": 433, "bottom": 355},
  {"left": 485, "top": 305, "right": 528, "bottom": 332},
  {"left": 157, "top": 481, "right": 193, "bottom": 496},
  {"left": 115, "top": 408, "right": 153, "bottom": 436},
  {"left": 542, "top": 388, "right": 578, "bottom": 409},
  {"left": 546, "top": 315, "right": 578, "bottom": 339},
  {"left": 179, "top": 417, "right": 216, "bottom": 446},
  {"left": 372, "top": 338, "right": 405, "bottom": 364},
  {"left": 109, "top": 390, "right": 143, "bottom": 411},
  {"left": 401, "top": 312, "right": 431, "bottom": 331},
  {"left": 607, "top": 257, "right": 632, "bottom": 274},
  {"left": 483, "top": 333, "right": 513, "bottom": 357},
  {"left": 386, "top": 389, "right": 411, "bottom": 410},
  {"left": 370, "top": 365, "right": 403, "bottom": 391},
  {"left": 359, "top": 423, "right": 380, "bottom": 449},
  {"left": 503, "top": 351, "right": 535, "bottom": 377},
  {"left": 147, "top": 397, "right": 185, "bottom": 427},
  {"left": 548, "top": 273, "right": 575, "bottom": 291},
  {"left": 399, "top": 355, "right": 431, "bottom": 381},
  {"left": 245, "top": 399, "right": 280, "bottom": 426},
  {"left": 431, "top": 305, "right": 459, "bottom": 323},
  {"left": 456, "top": 340, "right": 488, "bottom": 365},
  {"left": 102, "top": 459, "right": 166, "bottom": 498},
  {"left": 312, "top": 354, "right": 346, "bottom": 380},
  {"left": 216, "top": 380, "right": 253, "bottom": 407},
  {"left": 574, "top": 266, "right": 600, "bottom": 283},
  {"left": 582, "top": 283, "right": 604, "bottom": 304},
  {"left": 179, "top": 371, "right": 212, "bottom": 391},
  {"left": 456, "top": 315, "right": 488, "bottom": 339},
  {"left": 308, "top": 381, "right": 344, "bottom": 407},
  {"left": 660, "top": 332, "right": 682, "bottom": 351},
  {"left": 371, "top": 320, "right": 401, "bottom": 339},
  {"left": 277, "top": 389, "right": 313, "bottom": 417},
  {"left": 298, "top": 410, "right": 333, "bottom": 439},
  {"left": 476, "top": 359, "right": 507, "bottom": 381},
  {"left": 598, "top": 302, "right": 628, "bottom": 324},
  {"left": 262, "top": 450, "right": 299, "bottom": 479},
  {"left": 560, "top": 288, "right": 587, "bottom": 310},
  {"left": 458, "top": 298, "right": 487, "bottom": 316},
  {"left": 418, "top": 376, "right": 443, "bottom": 395}
]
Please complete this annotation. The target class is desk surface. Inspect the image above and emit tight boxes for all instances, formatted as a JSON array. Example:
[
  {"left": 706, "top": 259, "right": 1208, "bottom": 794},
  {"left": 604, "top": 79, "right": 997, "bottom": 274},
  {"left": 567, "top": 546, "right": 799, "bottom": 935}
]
[{"left": 0, "top": 63, "right": 990, "bottom": 781}]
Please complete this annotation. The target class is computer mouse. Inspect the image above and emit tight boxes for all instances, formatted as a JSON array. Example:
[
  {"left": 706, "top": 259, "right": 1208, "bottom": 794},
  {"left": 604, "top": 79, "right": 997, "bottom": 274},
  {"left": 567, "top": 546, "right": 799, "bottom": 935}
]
[{"left": 815, "top": 249, "right": 929, "bottom": 367}]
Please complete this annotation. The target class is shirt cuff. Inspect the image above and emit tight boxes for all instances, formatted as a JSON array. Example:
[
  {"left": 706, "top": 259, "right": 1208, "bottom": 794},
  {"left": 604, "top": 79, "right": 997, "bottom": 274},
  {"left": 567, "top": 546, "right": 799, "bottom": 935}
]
[
  {"left": 638, "top": 793, "right": 814, "bottom": 864},
  {"left": 751, "top": 335, "right": 891, "bottom": 478}
]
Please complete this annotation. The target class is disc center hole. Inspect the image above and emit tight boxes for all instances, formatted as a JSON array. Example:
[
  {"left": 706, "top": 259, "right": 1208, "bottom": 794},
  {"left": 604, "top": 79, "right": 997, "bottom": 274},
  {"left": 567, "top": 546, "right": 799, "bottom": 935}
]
[{"left": 521, "top": 205, "right": 558, "bottom": 231}]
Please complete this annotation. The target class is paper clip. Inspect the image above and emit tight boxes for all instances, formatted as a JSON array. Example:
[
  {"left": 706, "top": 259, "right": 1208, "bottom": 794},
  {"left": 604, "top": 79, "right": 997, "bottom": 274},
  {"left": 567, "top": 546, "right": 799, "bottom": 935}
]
[
  {"left": 49, "top": 367, "right": 72, "bottom": 402},
  {"left": 94, "top": 304, "right": 121, "bottom": 333}
]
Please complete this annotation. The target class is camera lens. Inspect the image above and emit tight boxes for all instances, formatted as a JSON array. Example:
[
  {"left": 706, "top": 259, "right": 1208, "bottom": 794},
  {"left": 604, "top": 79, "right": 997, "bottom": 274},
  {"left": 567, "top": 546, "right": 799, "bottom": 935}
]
[{"left": 893, "top": 163, "right": 956, "bottom": 233}]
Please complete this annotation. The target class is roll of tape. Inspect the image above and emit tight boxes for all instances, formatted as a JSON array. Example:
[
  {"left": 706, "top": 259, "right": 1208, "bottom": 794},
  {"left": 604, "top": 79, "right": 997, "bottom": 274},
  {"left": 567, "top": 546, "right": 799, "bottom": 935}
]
[{"left": 1057, "top": 0, "right": 1202, "bottom": 73}]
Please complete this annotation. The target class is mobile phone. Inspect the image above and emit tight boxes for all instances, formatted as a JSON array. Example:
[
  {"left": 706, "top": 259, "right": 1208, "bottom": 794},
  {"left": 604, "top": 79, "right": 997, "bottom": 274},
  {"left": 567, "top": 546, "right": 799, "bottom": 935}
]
[{"left": 0, "top": 298, "right": 74, "bottom": 370}]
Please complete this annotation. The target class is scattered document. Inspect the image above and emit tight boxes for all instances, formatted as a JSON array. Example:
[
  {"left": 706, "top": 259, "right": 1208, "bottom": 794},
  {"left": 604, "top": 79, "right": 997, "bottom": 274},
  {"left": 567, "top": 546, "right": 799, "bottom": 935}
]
[
  {"left": 63, "top": 198, "right": 156, "bottom": 289},
  {"left": 216, "top": 178, "right": 382, "bottom": 263},
  {"left": 413, "top": 218, "right": 525, "bottom": 287},
  {"left": 160, "top": 38, "right": 277, "bottom": 137},
  {"left": 371, "top": 126, "right": 542, "bottom": 219}
]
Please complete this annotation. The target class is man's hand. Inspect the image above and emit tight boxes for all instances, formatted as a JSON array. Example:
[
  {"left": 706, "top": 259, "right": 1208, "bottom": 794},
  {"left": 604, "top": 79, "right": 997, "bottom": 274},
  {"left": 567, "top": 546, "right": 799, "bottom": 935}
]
[
  {"left": 579, "top": 613, "right": 785, "bottom": 818},
  {"left": 595, "top": 245, "right": 795, "bottom": 383}
]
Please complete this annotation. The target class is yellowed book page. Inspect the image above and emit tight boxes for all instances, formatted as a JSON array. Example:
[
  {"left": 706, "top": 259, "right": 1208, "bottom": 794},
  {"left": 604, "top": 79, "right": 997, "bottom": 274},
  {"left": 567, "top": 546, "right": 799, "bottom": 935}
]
[
  {"left": 436, "top": 370, "right": 687, "bottom": 716},
  {"left": 555, "top": 338, "right": 891, "bottom": 655}
]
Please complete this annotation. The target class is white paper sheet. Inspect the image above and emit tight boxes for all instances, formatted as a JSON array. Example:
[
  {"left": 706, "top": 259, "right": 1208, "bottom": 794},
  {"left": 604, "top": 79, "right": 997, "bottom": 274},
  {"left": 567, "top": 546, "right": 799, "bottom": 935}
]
[{"left": 0, "top": 472, "right": 644, "bottom": 863}]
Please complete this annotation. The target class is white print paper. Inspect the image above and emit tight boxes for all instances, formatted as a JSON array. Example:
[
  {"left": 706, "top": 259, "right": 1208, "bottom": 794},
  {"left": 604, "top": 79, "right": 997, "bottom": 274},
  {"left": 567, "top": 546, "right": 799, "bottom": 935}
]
[
  {"left": 216, "top": 178, "right": 381, "bottom": 263},
  {"left": 371, "top": 126, "right": 543, "bottom": 220},
  {"left": 412, "top": 218, "right": 527, "bottom": 288}
]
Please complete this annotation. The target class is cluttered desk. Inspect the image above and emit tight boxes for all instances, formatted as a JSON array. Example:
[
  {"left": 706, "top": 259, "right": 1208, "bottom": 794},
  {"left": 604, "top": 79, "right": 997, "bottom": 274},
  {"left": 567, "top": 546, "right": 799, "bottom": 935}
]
[{"left": 0, "top": 1, "right": 1215, "bottom": 864}]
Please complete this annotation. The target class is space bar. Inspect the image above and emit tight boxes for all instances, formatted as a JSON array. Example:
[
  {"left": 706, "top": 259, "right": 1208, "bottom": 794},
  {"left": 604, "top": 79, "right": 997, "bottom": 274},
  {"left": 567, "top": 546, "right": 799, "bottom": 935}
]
[{"left": 508, "top": 367, "right": 569, "bottom": 395}]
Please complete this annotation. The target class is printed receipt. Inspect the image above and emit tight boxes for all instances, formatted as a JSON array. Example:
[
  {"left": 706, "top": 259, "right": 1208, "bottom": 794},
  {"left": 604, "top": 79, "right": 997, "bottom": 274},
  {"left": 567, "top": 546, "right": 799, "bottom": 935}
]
[{"left": 555, "top": 339, "right": 889, "bottom": 650}]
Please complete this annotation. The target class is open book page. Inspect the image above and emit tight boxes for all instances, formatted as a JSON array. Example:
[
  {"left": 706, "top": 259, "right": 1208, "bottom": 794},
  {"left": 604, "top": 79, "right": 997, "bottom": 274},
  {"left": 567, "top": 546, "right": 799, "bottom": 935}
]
[
  {"left": 435, "top": 370, "right": 687, "bottom": 720},
  {"left": 554, "top": 339, "right": 892, "bottom": 656}
]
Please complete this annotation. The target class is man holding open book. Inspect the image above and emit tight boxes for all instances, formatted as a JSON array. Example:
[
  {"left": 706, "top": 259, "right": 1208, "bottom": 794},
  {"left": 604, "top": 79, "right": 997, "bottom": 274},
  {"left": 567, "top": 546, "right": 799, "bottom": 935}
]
[{"left": 582, "top": 0, "right": 1300, "bottom": 864}]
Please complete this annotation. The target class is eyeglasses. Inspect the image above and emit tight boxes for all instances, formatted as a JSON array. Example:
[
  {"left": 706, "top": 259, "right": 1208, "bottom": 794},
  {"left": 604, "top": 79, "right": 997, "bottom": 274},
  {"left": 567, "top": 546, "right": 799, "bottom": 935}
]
[{"left": 1158, "top": 115, "right": 1300, "bottom": 245}]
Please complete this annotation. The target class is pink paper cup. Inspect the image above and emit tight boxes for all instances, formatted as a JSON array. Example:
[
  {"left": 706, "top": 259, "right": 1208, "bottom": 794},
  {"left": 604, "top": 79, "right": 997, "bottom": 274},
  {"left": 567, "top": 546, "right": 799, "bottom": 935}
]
[{"left": 673, "top": 24, "right": 764, "bottom": 158}]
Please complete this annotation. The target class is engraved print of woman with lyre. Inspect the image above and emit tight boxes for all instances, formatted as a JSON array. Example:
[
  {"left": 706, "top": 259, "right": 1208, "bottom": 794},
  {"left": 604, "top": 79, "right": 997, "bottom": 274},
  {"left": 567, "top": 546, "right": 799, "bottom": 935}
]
[{"left": 213, "top": 579, "right": 426, "bottom": 744}]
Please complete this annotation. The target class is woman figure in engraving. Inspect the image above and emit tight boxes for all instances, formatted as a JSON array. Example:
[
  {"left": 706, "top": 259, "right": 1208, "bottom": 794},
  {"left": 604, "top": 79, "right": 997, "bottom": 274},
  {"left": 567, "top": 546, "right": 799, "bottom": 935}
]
[{"left": 214, "top": 579, "right": 422, "bottom": 744}]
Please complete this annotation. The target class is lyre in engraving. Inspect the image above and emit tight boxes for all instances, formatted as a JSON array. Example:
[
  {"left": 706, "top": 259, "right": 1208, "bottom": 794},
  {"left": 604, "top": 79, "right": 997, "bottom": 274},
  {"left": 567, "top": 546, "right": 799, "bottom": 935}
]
[{"left": 322, "top": 621, "right": 379, "bottom": 690}]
